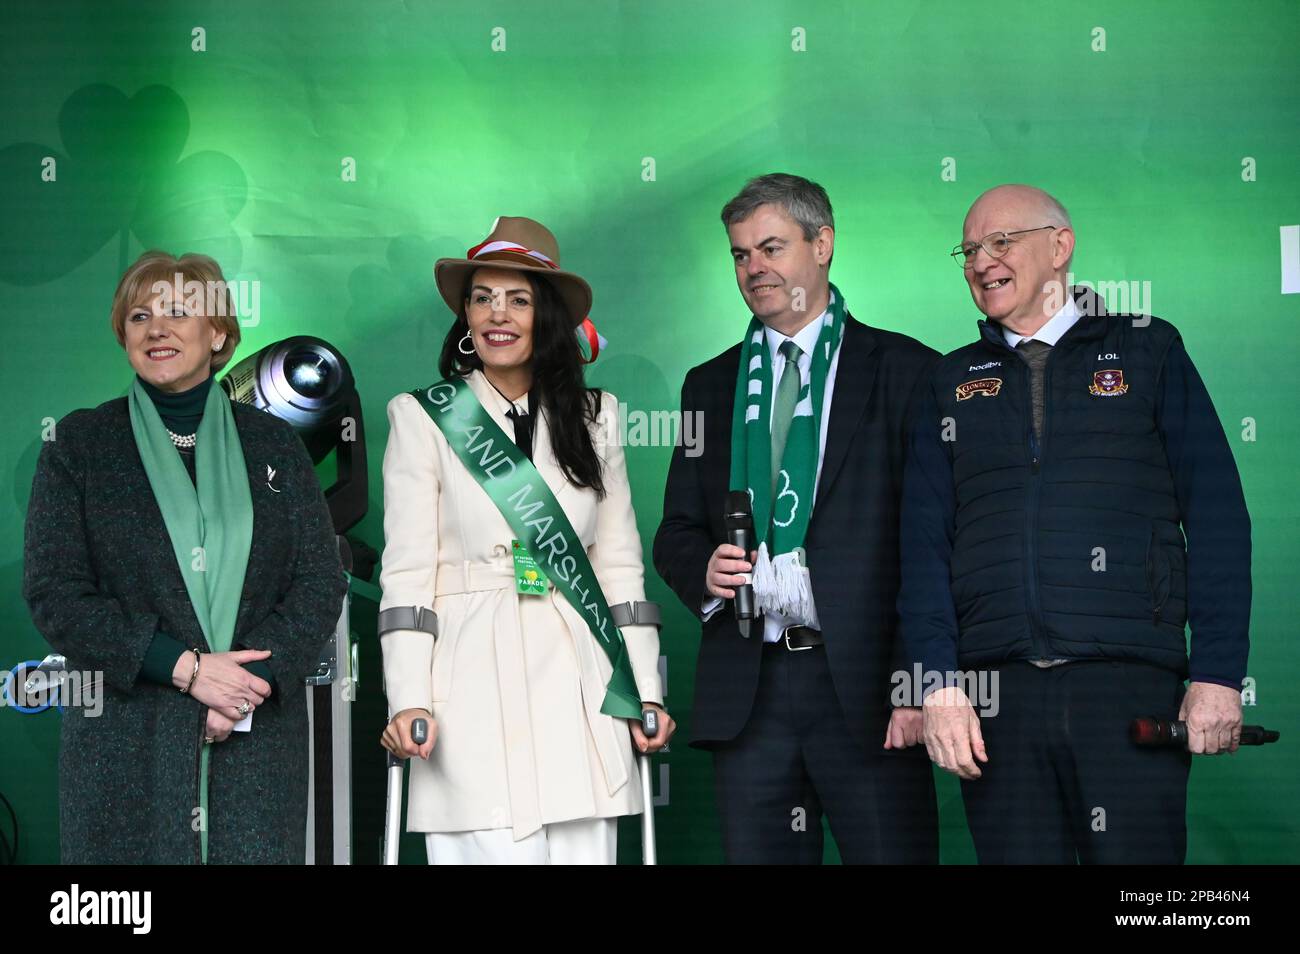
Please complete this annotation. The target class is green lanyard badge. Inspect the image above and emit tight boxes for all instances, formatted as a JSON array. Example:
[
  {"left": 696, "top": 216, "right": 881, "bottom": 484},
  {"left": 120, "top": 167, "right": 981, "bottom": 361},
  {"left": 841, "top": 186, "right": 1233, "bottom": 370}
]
[{"left": 512, "top": 539, "right": 549, "bottom": 595}]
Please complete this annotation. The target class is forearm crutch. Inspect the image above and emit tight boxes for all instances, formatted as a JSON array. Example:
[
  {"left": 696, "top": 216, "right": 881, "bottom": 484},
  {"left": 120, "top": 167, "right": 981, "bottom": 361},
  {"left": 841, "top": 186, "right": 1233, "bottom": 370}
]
[
  {"left": 378, "top": 607, "right": 438, "bottom": 865},
  {"left": 639, "top": 708, "right": 658, "bottom": 865},
  {"left": 382, "top": 715, "right": 427, "bottom": 865}
]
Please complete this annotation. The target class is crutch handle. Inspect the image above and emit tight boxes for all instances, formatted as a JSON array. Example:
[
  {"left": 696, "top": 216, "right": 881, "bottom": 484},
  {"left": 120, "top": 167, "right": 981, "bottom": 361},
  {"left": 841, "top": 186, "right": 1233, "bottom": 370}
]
[
  {"left": 383, "top": 714, "right": 428, "bottom": 865},
  {"left": 639, "top": 707, "right": 659, "bottom": 865}
]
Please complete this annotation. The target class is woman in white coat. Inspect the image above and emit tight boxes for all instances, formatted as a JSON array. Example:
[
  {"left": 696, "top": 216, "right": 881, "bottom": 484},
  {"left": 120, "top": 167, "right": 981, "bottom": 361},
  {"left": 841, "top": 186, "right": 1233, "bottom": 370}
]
[{"left": 378, "top": 216, "right": 674, "bottom": 864}]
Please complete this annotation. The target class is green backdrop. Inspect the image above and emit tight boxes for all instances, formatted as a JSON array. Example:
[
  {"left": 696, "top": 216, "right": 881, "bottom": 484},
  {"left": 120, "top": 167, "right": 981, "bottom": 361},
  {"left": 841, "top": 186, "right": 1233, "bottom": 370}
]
[{"left": 1, "top": 0, "right": 1296, "bottom": 864}]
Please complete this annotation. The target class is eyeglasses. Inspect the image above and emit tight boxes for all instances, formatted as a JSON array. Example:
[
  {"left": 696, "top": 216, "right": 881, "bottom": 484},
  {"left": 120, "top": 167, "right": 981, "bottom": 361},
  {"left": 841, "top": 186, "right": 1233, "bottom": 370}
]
[{"left": 950, "top": 226, "right": 1056, "bottom": 268}]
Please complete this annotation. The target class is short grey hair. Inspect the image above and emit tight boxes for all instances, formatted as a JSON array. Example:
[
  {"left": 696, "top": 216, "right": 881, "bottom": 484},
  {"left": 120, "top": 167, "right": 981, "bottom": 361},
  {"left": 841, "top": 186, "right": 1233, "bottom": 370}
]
[
  {"left": 1033, "top": 190, "right": 1073, "bottom": 268},
  {"left": 721, "top": 173, "right": 834, "bottom": 240}
]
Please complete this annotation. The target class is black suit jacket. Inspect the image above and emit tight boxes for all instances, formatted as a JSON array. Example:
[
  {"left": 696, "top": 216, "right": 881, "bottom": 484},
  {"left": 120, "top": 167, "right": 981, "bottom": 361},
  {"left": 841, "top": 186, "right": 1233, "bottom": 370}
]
[{"left": 653, "top": 314, "right": 939, "bottom": 750}]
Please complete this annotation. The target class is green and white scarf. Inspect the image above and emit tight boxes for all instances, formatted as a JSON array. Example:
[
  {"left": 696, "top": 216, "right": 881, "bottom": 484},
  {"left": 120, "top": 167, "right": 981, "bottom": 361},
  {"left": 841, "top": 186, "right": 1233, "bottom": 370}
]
[
  {"left": 728, "top": 283, "right": 846, "bottom": 621},
  {"left": 128, "top": 376, "right": 254, "bottom": 864}
]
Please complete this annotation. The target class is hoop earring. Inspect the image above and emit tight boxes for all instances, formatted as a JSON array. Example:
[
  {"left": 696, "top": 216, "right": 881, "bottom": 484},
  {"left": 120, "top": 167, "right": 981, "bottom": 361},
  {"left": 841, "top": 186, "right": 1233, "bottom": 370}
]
[{"left": 457, "top": 331, "right": 475, "bottom": 356}]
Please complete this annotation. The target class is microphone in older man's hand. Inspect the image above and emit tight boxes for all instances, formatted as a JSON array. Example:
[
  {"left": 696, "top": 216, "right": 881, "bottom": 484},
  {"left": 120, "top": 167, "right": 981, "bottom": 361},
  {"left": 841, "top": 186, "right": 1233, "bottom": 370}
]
[
  {"left": 1130, "top": 717, "right": 1279, "bottom": 748},
  {"left": 724, "top": 491, "right": 756, "bottom": 638}
]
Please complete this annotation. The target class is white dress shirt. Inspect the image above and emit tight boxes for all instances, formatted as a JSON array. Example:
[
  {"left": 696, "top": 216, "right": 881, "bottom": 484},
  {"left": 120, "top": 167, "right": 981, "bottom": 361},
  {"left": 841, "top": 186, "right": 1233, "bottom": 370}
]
[
  {"left": 702, "top": 306, "right": 840, "bottom": 642},
  {"left": 1001, "top": 295, "right": 1080, "bottom": 348}
]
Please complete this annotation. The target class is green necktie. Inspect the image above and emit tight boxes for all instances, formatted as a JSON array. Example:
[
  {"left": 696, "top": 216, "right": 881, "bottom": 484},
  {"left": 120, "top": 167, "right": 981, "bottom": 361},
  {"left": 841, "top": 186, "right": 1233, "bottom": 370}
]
[{"left": 771, "top": 339, "right": 803, "bottom": 493}]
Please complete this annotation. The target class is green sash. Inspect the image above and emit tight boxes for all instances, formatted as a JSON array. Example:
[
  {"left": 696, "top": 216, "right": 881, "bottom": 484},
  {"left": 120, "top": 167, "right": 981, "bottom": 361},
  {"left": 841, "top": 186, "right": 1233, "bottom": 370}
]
[
  {"left": 128, "top": 376, "right": 253, "bottom": 864},
  {"left": 412, "top": 376, "right": 642, "bottom": 719}
]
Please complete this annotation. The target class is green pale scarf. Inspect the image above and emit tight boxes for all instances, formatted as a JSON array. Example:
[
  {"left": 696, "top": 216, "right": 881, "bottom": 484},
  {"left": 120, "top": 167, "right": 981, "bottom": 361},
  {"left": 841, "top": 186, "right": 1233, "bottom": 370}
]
[
  {"left": 728, "top": 283, "right": 846, "bottom": 620},
  {"left": 128, "top": 376, "right": 253, "bottom": 864}
]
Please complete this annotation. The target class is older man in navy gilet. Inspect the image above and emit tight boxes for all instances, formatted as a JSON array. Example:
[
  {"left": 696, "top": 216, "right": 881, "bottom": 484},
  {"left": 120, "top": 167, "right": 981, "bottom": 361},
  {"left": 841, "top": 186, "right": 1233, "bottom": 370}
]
[{"left": 899, "top": 184, "right": 1250, "bottom": 863}]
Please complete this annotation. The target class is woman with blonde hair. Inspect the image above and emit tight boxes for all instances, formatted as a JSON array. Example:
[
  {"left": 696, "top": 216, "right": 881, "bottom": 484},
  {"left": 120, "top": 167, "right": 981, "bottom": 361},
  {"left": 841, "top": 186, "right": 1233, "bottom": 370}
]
[{"left": 23, "top": 250, "right": 347, "bottom": 863}]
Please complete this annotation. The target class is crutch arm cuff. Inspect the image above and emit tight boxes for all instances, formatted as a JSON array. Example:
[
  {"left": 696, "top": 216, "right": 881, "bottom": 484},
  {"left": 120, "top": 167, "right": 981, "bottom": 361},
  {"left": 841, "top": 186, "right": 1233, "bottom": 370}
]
[
  {"left": 610, "top": 600, "right": 662, "bottom": 628},
  {"left": 378, "top": 606, "right": 438, "bottom": 637}
]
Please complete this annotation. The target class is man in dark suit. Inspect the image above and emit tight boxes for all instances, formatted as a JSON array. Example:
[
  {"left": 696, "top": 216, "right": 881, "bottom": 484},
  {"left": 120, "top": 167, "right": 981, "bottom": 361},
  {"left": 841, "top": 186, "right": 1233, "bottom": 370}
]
[{"left": 653, "top": 173, "right": 939, "bottom": 863}]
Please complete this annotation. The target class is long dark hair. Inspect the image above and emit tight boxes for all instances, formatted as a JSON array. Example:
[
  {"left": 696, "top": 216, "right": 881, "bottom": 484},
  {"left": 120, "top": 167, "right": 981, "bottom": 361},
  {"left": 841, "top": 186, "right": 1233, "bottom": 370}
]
[{"left": 438, "top": 270, "right": 606, "bottom": 497}]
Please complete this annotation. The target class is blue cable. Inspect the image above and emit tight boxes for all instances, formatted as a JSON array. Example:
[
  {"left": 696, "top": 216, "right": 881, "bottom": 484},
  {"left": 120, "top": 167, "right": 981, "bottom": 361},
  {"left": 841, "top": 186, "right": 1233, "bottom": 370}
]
[{"left": 3, "top": 660, "right": 57, "bottom": 714}]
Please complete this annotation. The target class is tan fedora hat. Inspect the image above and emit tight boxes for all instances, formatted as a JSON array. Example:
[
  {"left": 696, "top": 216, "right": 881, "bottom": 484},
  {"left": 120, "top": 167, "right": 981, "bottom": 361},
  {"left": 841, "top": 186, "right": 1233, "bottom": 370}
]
[{"left": 434, "top": 216, "right": 592, "bottom": 327}]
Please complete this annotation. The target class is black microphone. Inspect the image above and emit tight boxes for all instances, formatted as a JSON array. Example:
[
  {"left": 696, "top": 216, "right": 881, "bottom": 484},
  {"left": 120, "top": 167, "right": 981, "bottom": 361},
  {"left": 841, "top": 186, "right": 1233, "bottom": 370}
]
[
  {"left": 724, "top": 490, "right": 756, "bottom": 638},
  {"left": 1130, "top": 717, "right": 1279, "bottom": 748}
]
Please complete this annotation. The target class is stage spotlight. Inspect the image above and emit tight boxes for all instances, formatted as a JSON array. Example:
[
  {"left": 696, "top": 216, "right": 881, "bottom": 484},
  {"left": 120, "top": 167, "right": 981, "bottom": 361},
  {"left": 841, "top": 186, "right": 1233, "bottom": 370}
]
[{"left": 220, "top": 335, "right": 367, "bottom": 536}]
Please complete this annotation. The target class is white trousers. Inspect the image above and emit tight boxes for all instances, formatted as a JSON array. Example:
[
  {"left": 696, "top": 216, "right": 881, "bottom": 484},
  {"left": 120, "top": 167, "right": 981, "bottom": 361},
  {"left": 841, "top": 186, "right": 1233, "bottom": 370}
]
[{"left": 424, "top": 817, "right": 617, "bottom": 865}]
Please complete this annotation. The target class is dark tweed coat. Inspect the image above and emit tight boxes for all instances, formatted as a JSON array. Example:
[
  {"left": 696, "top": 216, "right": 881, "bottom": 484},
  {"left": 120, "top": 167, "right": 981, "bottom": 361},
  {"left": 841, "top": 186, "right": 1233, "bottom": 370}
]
[{"left": 23, "top": 394, "right": 348, "bottom": 864}]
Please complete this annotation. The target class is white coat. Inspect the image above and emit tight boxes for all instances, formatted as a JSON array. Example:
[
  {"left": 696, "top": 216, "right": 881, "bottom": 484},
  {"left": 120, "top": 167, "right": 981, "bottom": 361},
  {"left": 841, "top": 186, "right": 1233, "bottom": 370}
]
[{"left": 378, "top": 369, "right": 663, "bottom": 839}]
